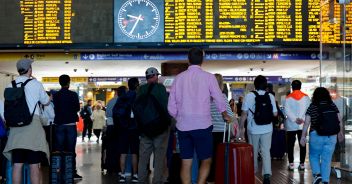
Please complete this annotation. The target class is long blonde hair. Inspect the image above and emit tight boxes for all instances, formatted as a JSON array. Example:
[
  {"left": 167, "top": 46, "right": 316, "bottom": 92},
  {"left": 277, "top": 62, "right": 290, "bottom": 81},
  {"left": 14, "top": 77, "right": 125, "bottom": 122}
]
[{"left": 214, "top": 73, "right": 224, "bottom": 91}]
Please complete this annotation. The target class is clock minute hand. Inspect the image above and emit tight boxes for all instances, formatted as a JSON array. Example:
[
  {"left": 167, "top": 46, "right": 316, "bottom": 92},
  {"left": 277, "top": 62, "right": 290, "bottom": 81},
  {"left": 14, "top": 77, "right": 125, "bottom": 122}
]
[{"left": 129, "top": 14, "right": 143, "bottom": 35}]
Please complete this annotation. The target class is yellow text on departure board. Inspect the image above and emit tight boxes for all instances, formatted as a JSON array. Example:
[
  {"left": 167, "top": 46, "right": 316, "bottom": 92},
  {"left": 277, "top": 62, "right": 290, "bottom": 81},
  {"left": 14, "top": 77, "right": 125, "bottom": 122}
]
[{"left": 21, "top": 0, "right": 74, "bottom": 44}]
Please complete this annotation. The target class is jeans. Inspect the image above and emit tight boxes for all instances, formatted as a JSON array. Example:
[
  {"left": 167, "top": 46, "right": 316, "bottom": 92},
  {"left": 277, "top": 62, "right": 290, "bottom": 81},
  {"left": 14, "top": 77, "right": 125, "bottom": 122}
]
[
  {"left": 309, "top": 131, "right": 337, "bottom": 182},
  {"left": 138, "top": 128, "right": 170, "bottom": 184},
  {"left": 54, "top": 125, "right": 78, "bottom": 173},
  {"left": 287, "top": 130, "right": 306, "bottom": 164},
  {"left": 248, "top": 132, "right": 272, "bottom": 175}
]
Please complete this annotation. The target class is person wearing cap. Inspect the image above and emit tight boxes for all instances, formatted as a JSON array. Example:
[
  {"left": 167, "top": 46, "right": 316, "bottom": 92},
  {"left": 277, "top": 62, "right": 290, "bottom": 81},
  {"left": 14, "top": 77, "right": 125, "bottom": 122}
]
[
  {"left": 168, "top": 48, "right": 231, "bottom": 184},
  {"left": 3, "top": 59, "right": 50, "bottom": 184},
  {"left": 136, "top": 67, "right": 170, "bottom": 184}
]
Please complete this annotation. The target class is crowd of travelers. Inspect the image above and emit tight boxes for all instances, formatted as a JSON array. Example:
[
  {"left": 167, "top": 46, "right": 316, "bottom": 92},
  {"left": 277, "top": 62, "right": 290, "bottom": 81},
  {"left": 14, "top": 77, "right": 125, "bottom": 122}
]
[{"left": 0, "top": 47, "right": 346, "bottom": 184}]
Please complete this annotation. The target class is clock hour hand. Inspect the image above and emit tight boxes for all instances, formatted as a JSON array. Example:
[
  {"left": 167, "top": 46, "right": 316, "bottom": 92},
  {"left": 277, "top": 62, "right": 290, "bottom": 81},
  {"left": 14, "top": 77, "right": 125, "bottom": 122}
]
[
  {"left": 129, "top": 14, "right": 143, "bottom": 35},
  {"left": 127, "top": 14, "right": 144, "bottom": 20}
]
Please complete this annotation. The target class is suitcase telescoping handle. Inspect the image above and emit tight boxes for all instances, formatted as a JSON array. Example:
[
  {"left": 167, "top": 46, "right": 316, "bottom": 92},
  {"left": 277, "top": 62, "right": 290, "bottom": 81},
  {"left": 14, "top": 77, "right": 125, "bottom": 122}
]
[
  {"left": 223, "top": 123, "right": 232, "bottom": 143},
  {"left": 222, "top": 122, "right": 231, "bottom": 184}
]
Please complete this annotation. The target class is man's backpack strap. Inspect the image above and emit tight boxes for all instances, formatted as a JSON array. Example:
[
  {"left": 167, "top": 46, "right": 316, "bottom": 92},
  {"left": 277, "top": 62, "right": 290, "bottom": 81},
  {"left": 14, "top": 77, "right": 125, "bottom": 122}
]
[
  {"left": 11, "top": 80, "right": 17, "bottom": 88},
  {"left": 252, "top": 90, "right": 259, "bottom": 97},
  {"left": 249, "top": 91, "right": 258, "bottom": 115},
  {"left": 31, "top": 102, "right": 38, "bottom": 118},
  {"left": 11, "top": 79, "right": 33, "bottom": 88},
  {"left": 21, "top": 79, "right": 33, "bottom": 87}
]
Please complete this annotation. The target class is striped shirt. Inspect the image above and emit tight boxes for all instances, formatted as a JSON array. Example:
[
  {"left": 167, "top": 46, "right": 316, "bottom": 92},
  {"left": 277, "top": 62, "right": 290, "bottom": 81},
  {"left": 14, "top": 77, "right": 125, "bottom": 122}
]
[
  {"left": 306, "top": 101, "right": 339, "bottom": 132},
  {"left": 211, "top": 94, "right": 234, "bottom": 132}
]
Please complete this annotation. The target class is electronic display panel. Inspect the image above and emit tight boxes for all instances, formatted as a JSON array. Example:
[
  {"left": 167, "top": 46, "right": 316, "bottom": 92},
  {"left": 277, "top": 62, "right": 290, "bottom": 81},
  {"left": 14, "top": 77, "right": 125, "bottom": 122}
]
[
  {"left": 0, "top": 0, "right": 113, "bottom": 45},
  {"left": 0, "top": 0, "right": 350, "bottom": 48}
]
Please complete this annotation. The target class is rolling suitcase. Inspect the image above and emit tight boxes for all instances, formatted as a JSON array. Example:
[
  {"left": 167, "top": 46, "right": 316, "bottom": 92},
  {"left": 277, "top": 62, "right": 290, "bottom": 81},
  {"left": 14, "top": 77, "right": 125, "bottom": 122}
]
[
  {"left": 215, "top": 124, "right": 255, "bottom": 184},
  {"left": 270, "top": 128, "right": 286, "bottom": 159},
  {"left": 6, "top": 160, "right": 31, "bottom": 184},
  {"left": 50, "top": 152, "right": 74, "bottom": 184}
]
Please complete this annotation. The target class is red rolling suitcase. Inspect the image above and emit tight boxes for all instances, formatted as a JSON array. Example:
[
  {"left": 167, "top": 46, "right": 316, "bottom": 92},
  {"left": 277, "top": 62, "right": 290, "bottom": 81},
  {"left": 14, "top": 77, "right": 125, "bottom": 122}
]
[{"left": 215, "top": 124, "right": 255, "bottom": 184}]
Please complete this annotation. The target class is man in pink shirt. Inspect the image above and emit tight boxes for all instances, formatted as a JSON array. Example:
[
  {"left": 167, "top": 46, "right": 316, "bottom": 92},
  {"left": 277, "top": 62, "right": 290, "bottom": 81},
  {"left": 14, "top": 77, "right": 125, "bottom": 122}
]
[{"left": 168, "top": 48, "right": 231, "bottom": 184}]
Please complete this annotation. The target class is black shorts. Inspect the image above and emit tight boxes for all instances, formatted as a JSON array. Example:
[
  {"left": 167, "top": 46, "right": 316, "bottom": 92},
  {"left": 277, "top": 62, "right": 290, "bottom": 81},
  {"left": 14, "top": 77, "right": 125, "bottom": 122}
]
[
  {"left": 12, "top": 149, "right": 44, "bottom": 164},
  {"left": 118, "top": 129, "right": 140, "bottom": 154}
]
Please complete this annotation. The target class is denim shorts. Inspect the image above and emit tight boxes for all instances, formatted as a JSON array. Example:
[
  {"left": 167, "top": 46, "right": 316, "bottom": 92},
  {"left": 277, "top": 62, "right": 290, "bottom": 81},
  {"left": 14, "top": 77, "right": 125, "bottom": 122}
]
[{"left": 177, "top": 126, "right": 213, "bottom": 160}]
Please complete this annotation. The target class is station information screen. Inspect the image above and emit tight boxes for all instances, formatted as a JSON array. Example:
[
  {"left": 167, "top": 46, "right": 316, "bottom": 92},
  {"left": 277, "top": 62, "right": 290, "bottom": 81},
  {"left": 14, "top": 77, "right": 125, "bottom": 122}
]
[
  {"left": 0, "top": 0, "right": 351, "bottom": 47},
  {"left": 0, "top": 0, "right": 113, "bottom": 45}
]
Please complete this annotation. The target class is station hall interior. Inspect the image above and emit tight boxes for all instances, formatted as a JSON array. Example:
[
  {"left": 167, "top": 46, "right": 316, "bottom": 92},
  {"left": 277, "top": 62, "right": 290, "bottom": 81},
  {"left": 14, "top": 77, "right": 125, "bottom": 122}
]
[
  {"left": 0, "top": 0, "right": 352, "bottom": 183},
  {"left": 0, "top": 47, "right": 352, "bottom": 183}
]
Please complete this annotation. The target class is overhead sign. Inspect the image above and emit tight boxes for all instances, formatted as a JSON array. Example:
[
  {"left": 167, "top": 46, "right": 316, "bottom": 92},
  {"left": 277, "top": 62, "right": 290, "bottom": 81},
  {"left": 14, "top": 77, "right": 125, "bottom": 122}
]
[
  {"left": 0, "top": 53, "right": 79, "bottom": 62},
  {"left": 80, "top": 52, "right": 327, "bottom": 61},
  {"left": 80, "top": 52, "right": 186, "bottom": 61},
  {"left": 88, "top": 77, "right": 145, "bottom": 83},
  {"left": 223, "top": 76, "right": 286, "bottom": 83},
  {"left": 42, "top": 77, "right": 87, "bottom": 83}
]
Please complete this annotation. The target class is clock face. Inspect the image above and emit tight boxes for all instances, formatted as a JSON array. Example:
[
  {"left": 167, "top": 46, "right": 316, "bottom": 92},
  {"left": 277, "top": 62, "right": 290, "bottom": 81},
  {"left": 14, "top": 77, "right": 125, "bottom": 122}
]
[{"left": 118, "top": 0, "right": 160, "bottom": 40}]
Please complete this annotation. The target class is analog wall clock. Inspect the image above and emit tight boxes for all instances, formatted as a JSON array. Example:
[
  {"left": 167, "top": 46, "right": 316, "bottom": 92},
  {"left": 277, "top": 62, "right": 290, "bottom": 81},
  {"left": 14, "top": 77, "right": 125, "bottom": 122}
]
[{"left": 118, "top": 0, "right": 160, "bottom": 40}]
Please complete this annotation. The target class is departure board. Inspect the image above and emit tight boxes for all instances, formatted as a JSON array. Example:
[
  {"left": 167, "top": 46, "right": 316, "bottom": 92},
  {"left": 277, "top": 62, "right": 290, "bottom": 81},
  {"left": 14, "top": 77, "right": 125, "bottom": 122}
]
[
  {"left": 163, "top": 0, "right": 351, "bottom": 44},
  {"left": 0, "top": 0, "right": 351, "bottom": 48},
  {"left": 0, "top": 0, "right": 113, "bottom": 45},
  {"left": 20, "top": 0, "right": 73, "bottom": 44}
]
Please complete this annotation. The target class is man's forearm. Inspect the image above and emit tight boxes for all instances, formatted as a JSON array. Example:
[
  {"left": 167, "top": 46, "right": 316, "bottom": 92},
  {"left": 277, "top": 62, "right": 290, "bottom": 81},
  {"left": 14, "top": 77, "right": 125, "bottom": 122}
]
[{"left": 239, "top": 112, "right": 247, "bottom": 130}]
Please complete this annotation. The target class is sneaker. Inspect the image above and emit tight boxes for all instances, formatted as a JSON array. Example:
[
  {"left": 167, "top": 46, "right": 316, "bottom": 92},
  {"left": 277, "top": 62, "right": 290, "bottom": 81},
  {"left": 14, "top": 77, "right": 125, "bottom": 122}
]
[
  {"left": 263, "top": 174, "right": 270, "bottom": 184},
  {"left": 298, "top": 163, "right": 305, "bottom": 171},
  {"left": 313, "top": 174, "right": 322, "bottom": 184},
  {"left": 119, "top": 173, "right": 126, "bottom": 183},
  {"left": 288, "top": 163, "right": 295, "bottom": 171},
  {"left": 74, "top": 173, "right": 83, "bottom": 180},
  {"left": 131, "top": 174, "right": 138, "bottom": 183}
]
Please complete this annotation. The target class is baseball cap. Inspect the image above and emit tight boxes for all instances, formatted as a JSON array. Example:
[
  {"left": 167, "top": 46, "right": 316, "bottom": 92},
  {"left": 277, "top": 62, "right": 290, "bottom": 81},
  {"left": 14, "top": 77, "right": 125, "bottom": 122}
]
[
  {"left": 145, "top": 67, "right": 160, "bottom": 77},
  {"left": 16, "top": 58, "right": 33, "bottom": 71}
]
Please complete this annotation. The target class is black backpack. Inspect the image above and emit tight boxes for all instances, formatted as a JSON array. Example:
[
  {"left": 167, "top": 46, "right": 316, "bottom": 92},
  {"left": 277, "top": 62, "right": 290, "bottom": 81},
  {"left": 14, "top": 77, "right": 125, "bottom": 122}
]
[
  {"left": 112, "top": 95, "right": 131, "bottom": 129},
  {"left": 316, "top": 103, "right": 340, "bottom": 136},
  {"left": 132, "top": 84, "right": 170, "bottom": 137},
  {"left": 4, "top": 79, "right": 37, "bottom": 127},
  {"left": 249, "top": 91, "right": 274, "bottom": 125},
  {"left": 80, "top": 106, "right": 91, "bottom": 120}
]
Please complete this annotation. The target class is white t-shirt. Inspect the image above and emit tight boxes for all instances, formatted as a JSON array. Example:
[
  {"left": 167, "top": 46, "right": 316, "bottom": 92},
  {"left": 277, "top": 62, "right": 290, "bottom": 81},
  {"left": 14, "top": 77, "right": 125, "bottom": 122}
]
[
  {"left": 7, "top": 76, "right": 49, "bottom": 116},
  {"left": 242, "top": 90, "right": 278, "bottom": 135}
]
